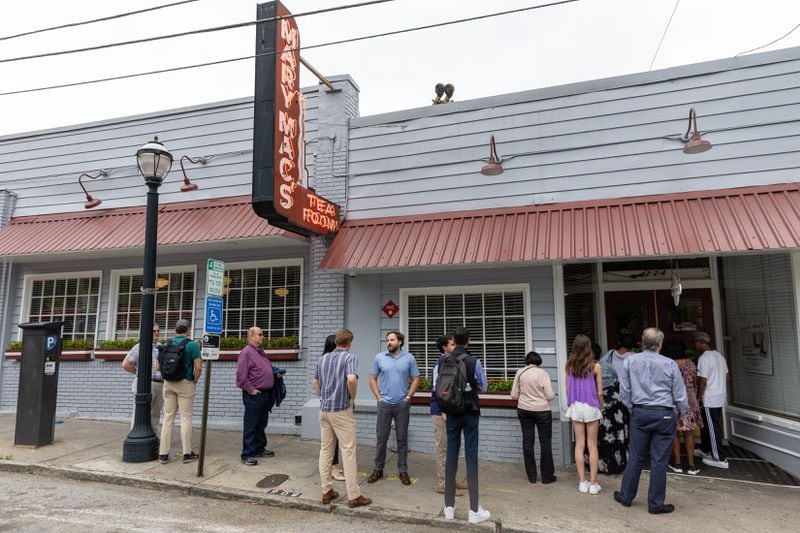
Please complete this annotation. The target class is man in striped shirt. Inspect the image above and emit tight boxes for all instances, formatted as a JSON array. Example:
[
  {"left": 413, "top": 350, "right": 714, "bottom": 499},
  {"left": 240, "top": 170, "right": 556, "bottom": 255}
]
[{"left": 312, "top": 329, "right": 371, "bottom": 508}]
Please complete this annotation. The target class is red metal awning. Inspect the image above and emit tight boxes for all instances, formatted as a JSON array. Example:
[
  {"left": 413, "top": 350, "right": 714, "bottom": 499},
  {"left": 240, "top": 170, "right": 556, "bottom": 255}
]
[
  {"left": 320, "top": 183, "right": 800, "bottom": 271},
  {"left": 0, "top": 195, "right": 306, "bottom": 257}
]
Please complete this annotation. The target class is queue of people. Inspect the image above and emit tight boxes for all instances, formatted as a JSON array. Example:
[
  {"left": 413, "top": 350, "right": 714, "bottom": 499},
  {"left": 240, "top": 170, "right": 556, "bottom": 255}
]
[{"left": 123, "top": 320, "right": 727, "bottom": 521}]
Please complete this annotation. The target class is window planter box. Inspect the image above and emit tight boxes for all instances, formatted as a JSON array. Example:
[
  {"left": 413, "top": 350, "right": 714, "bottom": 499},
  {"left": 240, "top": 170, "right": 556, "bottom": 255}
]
[
  {"left": 94, "top": 349, "right": 129, "bottom": 361},
  {"left": 218, "top": 348, "right": 300, "bottom": 362},
  {"left": 4, "top": 349, "right": 93, "bottom": 361},
  {"left": 410, "top": 390, "right": 517, "bottom": 408}
]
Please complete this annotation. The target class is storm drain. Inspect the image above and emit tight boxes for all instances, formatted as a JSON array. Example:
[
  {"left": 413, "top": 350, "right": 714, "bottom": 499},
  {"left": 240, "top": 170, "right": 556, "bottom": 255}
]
[{"left": 256, "top": 474, "right": 289, "bottom": 488}]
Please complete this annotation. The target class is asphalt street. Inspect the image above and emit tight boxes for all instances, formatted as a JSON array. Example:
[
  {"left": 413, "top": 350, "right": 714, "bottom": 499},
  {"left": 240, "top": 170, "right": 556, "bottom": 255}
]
[{"left": 0, "top": 472, "right": 454, "bottom": 533}]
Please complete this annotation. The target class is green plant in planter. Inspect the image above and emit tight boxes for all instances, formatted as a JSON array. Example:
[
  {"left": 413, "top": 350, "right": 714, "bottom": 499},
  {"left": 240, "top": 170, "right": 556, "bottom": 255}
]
[
  {"left": 97, "top": 338, "right": 143, "bottom": 350},
  {"left": 219, "top": 336, "right": 299, "bottom": 349},
  {"left": 7, "top": 339, "right": 95, "bottom": 350},
  {"left": 487, "top": 379, "right": 514, "bottom": 392},
  {"left": 415, "top": 377, "right": 432, "bottom": 391}
]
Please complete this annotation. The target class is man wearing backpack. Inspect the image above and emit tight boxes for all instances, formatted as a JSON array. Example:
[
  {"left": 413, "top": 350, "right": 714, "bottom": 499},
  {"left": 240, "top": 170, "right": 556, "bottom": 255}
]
[
  {"left": 367, "top": 331, "right": 420, "bottom": 486},
  {"left": 434, "top": 327, "right": 491, "bottom": 524},
  {"left": 157, "top": 319, "right": 202, "bottom": 464}
]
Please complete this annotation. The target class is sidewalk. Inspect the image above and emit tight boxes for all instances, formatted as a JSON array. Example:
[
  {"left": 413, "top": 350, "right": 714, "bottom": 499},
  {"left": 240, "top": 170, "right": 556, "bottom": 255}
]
[{"left": 0, "top": 414, "right": 795, "bottom": 532}]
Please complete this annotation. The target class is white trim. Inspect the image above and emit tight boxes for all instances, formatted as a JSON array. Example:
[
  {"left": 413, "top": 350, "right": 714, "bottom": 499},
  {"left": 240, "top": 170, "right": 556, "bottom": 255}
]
[
  {"left": 399, "top": 283, "right": 532, "bottom": 379},
  {"left": 106, "top": 265, "right": 197, "bottom": 340},
  {"left": 730, "top": 418, "right": 800, "bottom": 460},
  {"left": 221, "top": 258, "right": 304, "bottom": 341},
  {"left": 20, "top": 270, "right": 103, "bottom": 344},
  {"left": 553, "top": 264, "right": 568, "bottom": 417},
  {"left": 727, "top": 404, "right": 800, "bottom": 432},
  {"left": 791, "top": 253, "right": 800, "bottom": 377}
]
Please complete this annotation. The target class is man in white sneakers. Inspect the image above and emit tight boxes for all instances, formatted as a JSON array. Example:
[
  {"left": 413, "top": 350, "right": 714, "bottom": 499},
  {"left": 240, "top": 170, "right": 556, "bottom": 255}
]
[{"left": 694, "top": 332, "right": 729, "bottom": 469}]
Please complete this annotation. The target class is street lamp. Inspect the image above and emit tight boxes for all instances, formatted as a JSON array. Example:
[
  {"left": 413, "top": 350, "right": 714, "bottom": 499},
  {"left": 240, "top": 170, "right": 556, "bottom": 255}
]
[{"left": 122, "top": 137, "right": 174, "bottom": 463}]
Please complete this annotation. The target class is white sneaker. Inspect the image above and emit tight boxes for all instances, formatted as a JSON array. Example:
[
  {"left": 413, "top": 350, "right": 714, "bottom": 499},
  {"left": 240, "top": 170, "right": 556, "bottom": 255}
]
[
  {"left": 468, "top": 506, "right": 491, "bottom": 524},
  {"left": 589, "top": 483, "right": 602, "bottom": 495},
  {"left": 702, "top": 457, "right": 729, "bottom": 469},
  {"left": 686, "top": 466, "right": 701, "bottom": 475},
  {"left": 443, "top": 506, "right": 454, "bottom": 520},
  {"left": 694, "top": 449, "right": 709, "bottom": 458},
  {"left": 578, "top": 480, "right": 590, "bottom": 493}
]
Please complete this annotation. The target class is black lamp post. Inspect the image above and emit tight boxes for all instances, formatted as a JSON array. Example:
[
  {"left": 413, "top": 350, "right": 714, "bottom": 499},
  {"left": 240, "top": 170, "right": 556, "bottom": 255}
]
[{"left": 123, "top": 137, "right": 174, "bottom": 463}]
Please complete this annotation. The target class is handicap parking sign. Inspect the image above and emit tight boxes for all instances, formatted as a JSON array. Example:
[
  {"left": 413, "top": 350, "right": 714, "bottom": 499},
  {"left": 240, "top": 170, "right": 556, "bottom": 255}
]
[{"left": 204, "top": 297, "right": 223, "bottom": 334}]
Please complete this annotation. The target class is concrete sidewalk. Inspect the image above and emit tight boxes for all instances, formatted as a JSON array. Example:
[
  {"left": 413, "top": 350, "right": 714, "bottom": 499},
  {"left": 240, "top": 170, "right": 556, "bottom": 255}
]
[{"left": 0, "top": 414, "right": 795, "bottom": 532}]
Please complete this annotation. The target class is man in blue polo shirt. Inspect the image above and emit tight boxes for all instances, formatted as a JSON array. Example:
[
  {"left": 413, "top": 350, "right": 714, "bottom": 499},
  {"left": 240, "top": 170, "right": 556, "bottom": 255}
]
[{"left": 368, "top": 330, "right": 420, "bottom": 486}]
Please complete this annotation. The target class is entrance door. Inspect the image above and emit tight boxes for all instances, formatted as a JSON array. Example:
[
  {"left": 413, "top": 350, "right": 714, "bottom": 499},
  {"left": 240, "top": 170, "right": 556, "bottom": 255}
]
[{"left": 604, "top": 288, "right": 715, "bottom": 350}]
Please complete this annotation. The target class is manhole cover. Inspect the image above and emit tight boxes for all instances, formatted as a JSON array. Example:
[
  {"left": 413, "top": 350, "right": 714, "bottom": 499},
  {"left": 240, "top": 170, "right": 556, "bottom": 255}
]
[{"left": 256, "top": 474, "right": 289, "bottom": 488}]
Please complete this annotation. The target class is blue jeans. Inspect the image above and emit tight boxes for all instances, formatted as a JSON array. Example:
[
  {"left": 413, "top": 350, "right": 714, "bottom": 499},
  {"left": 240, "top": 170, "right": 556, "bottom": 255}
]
[
  {"left": 445, "top": 411, "right": 480, "bottom": 512},
  {"left": 241, "top": 389, "right": 272, "bottom": 459},
  {"left": 619, "top": 406, "right": 676, "bottom": 510}
]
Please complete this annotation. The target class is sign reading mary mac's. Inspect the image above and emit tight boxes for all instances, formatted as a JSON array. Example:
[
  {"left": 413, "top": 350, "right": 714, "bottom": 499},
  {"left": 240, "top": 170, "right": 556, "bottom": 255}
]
[{"left": 251, "top": 1, "right": 339, "bottom": 237}]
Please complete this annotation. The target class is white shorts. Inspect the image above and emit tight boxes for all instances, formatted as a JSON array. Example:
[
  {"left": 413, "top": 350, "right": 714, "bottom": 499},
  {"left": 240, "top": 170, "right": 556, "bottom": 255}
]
[{"left": 565, "top": 401, "right": 602, "bottom": 422}]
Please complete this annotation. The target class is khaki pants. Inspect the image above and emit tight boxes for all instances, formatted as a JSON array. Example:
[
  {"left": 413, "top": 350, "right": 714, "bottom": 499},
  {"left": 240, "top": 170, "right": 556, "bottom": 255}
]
[
  {"left": 159, "top": 379, "right": 196, "bottom": 456},
  {"left": 433, "top": 414, "right": 466, "bottom": 490},
  {"left": 319, "top": 408, "right": 361, "bottom": 500},
  {"left": 130, "top": 379, "right": 163, "bottom": 432}
]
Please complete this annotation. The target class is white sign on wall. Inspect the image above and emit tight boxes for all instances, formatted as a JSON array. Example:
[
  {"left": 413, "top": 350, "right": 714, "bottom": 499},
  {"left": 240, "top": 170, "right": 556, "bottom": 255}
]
[{"left": 738, "top": 315, "right": 772, "bottom": 375}]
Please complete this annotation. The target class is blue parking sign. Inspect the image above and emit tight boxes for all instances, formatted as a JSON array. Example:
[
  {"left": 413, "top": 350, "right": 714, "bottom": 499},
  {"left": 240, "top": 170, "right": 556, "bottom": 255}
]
[{"left": 205, "top": 296, "right": 223, "bottom": 334}]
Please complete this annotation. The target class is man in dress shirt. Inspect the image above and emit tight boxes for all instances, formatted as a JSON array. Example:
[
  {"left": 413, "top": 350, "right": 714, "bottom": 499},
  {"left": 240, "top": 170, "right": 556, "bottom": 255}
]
[
  {"left": 236, "top": 326, "right": 279, "bottom": 466},
  {"left": 614, "top": 327, "right": 688, "bottom": 515}
]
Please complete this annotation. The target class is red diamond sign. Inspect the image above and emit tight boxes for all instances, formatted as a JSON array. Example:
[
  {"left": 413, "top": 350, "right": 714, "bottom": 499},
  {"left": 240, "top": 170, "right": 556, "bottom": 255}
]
[{"left": 382, "top": 300, "right": 399, "bottom": 318}]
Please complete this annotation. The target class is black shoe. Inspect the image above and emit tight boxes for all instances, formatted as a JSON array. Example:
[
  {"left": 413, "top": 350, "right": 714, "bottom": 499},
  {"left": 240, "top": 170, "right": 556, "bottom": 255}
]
[
  {"left": 158, "top": 454, "right": 169, "bottom": 464},
  {"left": 667, "top": 462, "right": 683, "bottom": 474},
  {"left": 542, "top": 476, "right": 557, "bottom": 484},
  {"left": 649, "top": 504, "right": 675, "bottom": 514},
  {"left": 241, "top": 456, "right": 258, "bottom": 466},
  {"left": 182, "top": 452, "right": 199, "bottom": 463},
  {"left": 367, "top": 469, "right": 383, "bottom": 483},
  {"left": 256, "top": 449, "right": 275, "bottom": 458},
  {"left": 613, "top": 491, "right": 631, "bottom": 507},
  {"left": 528, "top": 477, "right": 537, "bottom": 484}
]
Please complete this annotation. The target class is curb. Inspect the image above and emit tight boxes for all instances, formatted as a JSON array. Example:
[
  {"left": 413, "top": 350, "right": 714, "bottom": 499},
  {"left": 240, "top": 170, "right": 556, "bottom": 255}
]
[{"left": 0, "top": 461, "right": 543, "bottom": 532}]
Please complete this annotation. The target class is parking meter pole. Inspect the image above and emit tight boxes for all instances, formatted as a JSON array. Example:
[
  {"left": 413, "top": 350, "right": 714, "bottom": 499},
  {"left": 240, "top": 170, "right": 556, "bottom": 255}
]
[{"left": 197, "top": 359, "right": 212, "bottom": 477}]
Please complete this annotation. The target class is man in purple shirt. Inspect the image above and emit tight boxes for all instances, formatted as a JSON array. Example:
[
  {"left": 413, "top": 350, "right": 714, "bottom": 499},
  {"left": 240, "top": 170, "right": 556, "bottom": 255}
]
[{"left": 236, "top": 326, "right": 278, "bottom": 465}]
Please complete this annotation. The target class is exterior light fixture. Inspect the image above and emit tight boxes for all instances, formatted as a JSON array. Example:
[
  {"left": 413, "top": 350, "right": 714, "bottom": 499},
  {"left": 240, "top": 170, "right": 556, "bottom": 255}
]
[
  {"left": 179, "top": 155, "right": 205, "bottom": 192},
  {"left": 77, "top": 170, "right": 108, "bottom": 209},
  {"left": 156, "top": 277, "right": 170, "bottom": 289},
  {"left": 682, "top": 108, "right": 712, "bottom": 154},
  {"left": 481, "top": 135, "right": 504, "bottom": 176},
  {"left": 432, "top": 83, "right": 455, "bottom": 105},
  {"left": 136, "top": 136, "right": 173, "bottom": 185}
]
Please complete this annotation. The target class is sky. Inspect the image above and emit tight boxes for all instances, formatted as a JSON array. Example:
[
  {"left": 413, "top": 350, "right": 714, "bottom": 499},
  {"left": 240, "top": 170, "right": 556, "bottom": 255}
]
[{"left": 1, "top": 0, "right": 800, "bottom": 137}]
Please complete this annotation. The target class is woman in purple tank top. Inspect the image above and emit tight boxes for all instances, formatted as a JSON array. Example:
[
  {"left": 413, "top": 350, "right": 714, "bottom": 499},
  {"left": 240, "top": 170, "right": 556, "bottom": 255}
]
[{"left": 565, "top": 334, "right": 604, "bottom": 495}]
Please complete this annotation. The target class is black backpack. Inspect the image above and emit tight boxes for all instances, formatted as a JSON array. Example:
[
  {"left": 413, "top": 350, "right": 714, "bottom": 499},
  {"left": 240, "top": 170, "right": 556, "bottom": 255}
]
[
  {"left": 157, "top": 338, "right": 191, "bottom": 382},
  {"left": 435, "top": 353, "right": 473, "bottom": 414}
]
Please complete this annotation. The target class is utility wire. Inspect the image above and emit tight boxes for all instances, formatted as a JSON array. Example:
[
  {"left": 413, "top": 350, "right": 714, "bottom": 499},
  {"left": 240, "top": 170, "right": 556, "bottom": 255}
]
[
  {"left": 0, "top": 0, "right": 399, "bottom": 64},
  {"left": 649, "top": 0, "right": 680, "bottom": 71},
  {"left": 0, "top": 0, "right": 200, "bottom": 42},
  {"left": 736, "top": 21, "right": 800, "bottom": 57},
  {"left": 0, "top": 0, "right": 579, "bottom": 97}
]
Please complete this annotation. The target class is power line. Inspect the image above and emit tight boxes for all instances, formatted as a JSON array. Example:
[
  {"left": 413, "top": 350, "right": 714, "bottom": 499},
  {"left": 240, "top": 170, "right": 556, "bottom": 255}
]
[
  {"left": 0, "top": 0, "right": 580, "bottom": 97},
  {"left": 649, "top": 0, "right": 680, "bottom": 71},
  {"left": 736, "top": 21, "right": 800, "bottom": 57},
  {"left": 0, "top": 0, "right": 200, "bottom": 42},
  {"left": 0, "top": 0, "right": 399, "bottom": 64}
]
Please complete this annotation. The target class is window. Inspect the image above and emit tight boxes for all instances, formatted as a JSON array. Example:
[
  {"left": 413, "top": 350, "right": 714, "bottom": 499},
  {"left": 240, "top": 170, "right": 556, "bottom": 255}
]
[
  {"left": 403, "top": 285, "right": 530, "bottom": 380},
  {"left": 25, "top": 273, "right": 101, "bottom": 341},
  {"left": 222, "top": 261, "right": 302, "bottom": 340},
  {"left": 112, "top": 269, "right": 195, "bottom": 339}
]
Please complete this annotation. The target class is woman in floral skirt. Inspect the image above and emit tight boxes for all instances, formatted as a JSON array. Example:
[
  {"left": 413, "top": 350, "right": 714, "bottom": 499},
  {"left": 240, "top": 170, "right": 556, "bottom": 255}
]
[{"left": 663, "top": 340, "right": 704, "bottom": 475}]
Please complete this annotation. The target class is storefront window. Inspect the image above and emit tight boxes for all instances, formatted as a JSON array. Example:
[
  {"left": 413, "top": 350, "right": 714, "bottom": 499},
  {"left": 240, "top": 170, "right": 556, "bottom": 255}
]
[
  {"left": 222, "top": 262, "right": 301, "bottom": 340},
  {"left": 404, "top": 286, "right": 529, "bottom": 380},
  {"left": 26, "top": 274, "right": 101, "bottom": 341},
  {"left": 113, "top": 270, "right": 195, "bottom": 339}
]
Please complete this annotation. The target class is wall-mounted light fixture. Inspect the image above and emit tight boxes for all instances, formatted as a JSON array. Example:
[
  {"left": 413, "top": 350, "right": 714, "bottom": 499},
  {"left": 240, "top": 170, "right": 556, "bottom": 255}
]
[
  {"left": 432, "top": 83, "right": 455, "bottom": 105},
  {"left": 481, "top": 135, "right": 504, "bottom": 176},
  {"left": 682, "top": 108, "right": 712, "bottom": 154},
  {"left": 156, "top": 277, "right": 170, "bottom": 289},
  {"left": 178, "top": 155, "right": 204, "bottom": 192},
  {"left": 78, "top": 170, "right": 108, "bottom": 209}
]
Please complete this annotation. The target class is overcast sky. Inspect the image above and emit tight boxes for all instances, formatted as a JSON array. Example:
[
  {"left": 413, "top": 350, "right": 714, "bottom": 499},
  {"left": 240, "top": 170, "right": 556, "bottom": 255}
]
[{"left": 1, "top": 0, "right": 800, "bottom": 137}]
